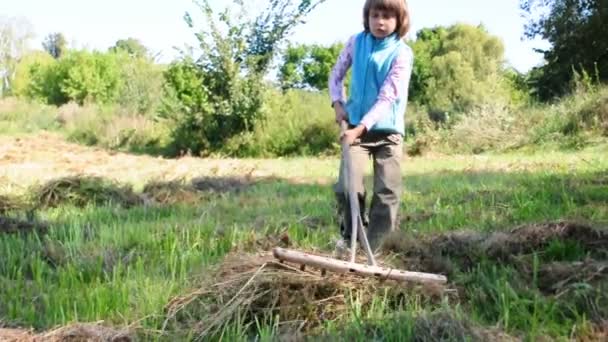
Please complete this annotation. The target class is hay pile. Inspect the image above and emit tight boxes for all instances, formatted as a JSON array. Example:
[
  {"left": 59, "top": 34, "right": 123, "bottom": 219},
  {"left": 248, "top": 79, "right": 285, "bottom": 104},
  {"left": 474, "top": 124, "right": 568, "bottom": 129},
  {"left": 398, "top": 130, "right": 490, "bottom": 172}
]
[
  {"left": 383, "top": 220, "right": 608, "bottom": 276},
  {"left": 142, "top": 180, "right": 204, "bottom": 205},
  {"left": 162, "top": 251, "right": 446, "bottom": 340},
  {"left": 191, "top": 176, "right": 252, "bottom": 193},
  {"left": 32, "top": 176, "right": 143, "bottom": 209},
  {"left": 0, "top": 194, "right": 27, "bottom": 214},
  {"left": 0, "top": 323, "right": 132, "bottom": 342}
]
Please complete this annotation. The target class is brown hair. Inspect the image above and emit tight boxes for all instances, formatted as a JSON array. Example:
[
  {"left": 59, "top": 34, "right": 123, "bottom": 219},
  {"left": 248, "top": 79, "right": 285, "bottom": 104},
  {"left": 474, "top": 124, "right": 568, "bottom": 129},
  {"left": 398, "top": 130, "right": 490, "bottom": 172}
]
[{"left": 363, "top": 0, "right": 411, "bottom": 38}]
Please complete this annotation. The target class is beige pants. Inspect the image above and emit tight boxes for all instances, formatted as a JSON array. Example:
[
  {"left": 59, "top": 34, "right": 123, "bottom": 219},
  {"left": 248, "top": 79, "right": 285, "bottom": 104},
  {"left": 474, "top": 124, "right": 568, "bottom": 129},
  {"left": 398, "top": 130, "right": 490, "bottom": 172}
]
[{"left": 333, "top": 131, "right": 403, "bottom": 251}]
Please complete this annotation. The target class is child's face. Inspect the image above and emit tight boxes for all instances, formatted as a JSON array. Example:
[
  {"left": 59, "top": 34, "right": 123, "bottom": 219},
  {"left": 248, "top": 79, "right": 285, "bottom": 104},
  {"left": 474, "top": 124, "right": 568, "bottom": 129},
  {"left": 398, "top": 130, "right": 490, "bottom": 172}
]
[{"left": 369, "top": 8, "right": 397, "bottom": 39}]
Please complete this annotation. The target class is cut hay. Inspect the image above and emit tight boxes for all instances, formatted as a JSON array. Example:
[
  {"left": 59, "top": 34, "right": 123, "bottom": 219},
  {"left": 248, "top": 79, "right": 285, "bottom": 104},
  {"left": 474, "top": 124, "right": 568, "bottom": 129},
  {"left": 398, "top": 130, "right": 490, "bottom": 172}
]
[
  {"left": 537, "top": 260, "right": 608, "bottom": 294},
  {"left": 32, "top": 176, "right": 143, "bottom": 209},
  {"left": 0, "top": 323, "right": 132, "bottom": 342},
  {"left": 142, "top": 180, "right": 204, "bottom": 205},
  {"left": 191, "top": 176, "right": 252, "bottom": 193},
  {"left": 383, "top": 220, "right": 608, "bottom": 275},
  {"left": 0, "top": 194, "right": 27, "bottom": 214},
  {"left": 163, "top": 251, "right": 447, "bottom": 340},
  {"left": 0, "top": 215, "right": 47, "bottom": 235},
  {"left": 486, "top": 221, "right": 608, "bottom": 259}
]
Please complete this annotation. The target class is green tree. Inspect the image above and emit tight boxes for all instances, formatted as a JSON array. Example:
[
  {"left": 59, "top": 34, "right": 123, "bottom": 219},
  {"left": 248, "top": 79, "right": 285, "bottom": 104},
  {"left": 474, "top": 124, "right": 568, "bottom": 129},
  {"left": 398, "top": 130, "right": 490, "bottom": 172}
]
[
  {"left": 110, "top": 38, "right": 148, "bottom": 59},
  {"left": 410, "top": 24, "right": 506, "bottom": 115},
  {"left": 42, "top": 32, "right": 67, "bottom": 59},
  {"left": 409, "top": 27, "right": 448, "bottom": 105},
  {"left": 26, "top": 50, "right": 122, "bottom": 105},
  {"left": 10, "top": 50, "right": 55, "bottom": 98},
  {"left": 159, "top": 0, "right": 326, "bottom": 156},
  {"left": 521, "top": 0, "right": 608, "bottom": 100},
  {"left": 114, "top": 51, "right": 164, "bottom": 113},
  {"left": 279, "top": 42, "right": 343, "bottom": 90},
  {"left": 279, "top": 44, "right": 309, "bottom": 89}
]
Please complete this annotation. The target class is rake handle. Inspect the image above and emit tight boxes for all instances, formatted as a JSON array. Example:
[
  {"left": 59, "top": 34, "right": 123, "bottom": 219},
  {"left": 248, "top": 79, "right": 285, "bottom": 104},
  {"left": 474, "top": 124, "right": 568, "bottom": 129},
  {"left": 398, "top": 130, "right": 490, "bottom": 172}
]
[
  {"left": 273, "top": 247, "right": 447, "bottom": 284},
  {"left": 340, "top": 121, "right": 376, "bottom": 266}
]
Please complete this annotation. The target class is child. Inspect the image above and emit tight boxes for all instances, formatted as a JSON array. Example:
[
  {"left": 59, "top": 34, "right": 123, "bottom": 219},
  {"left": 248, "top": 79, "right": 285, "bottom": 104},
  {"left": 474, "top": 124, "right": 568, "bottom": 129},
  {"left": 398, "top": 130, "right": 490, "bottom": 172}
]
[{"left": 329, "top": 0, "right": 413, "bottom": 252}]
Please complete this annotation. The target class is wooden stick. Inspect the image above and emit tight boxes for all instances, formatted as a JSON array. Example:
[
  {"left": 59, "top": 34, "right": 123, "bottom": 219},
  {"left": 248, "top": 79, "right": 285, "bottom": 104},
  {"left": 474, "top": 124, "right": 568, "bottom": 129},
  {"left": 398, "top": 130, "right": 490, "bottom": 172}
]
[
  {"left": 273, "top": 247, "right": 447, "bottom": 284},
  {"left": 340, "top": 120, "right": 376, "bottom": 266}
]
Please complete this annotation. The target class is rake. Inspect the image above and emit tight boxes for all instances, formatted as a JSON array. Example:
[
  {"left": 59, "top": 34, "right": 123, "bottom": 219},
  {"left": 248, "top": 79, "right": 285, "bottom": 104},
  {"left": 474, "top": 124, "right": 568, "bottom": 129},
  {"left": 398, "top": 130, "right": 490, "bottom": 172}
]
[{"left": 273, "top": 121, "right": 447, "bottom": 285}]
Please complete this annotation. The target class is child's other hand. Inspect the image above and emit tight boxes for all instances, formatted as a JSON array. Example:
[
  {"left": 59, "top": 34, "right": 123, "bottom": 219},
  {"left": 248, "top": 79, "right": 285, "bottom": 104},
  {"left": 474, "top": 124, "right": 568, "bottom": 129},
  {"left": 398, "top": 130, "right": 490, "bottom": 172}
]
[
  {"left": 341, "top": 124, "right": 366, "bottom": 145},
  {"left": 333, "top": 102, "right": 347, "bottom": 123}
]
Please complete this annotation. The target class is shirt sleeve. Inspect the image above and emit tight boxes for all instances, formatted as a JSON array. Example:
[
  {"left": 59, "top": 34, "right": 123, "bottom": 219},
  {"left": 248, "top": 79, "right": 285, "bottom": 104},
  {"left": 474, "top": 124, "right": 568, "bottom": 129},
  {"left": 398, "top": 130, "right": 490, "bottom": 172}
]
[
  {"left": 359, "top": 49, "right": 413, "bottom": 131},
  {"left": 328, "top": 35, "right": 356, "bottom": 104}
]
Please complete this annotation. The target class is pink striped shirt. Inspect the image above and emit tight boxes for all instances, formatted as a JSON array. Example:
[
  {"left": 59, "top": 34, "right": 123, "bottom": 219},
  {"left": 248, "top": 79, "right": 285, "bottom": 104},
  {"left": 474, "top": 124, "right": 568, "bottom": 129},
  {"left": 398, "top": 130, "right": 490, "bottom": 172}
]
[{"left": 328, "top": 35, "right": 412, "bottom": 131}]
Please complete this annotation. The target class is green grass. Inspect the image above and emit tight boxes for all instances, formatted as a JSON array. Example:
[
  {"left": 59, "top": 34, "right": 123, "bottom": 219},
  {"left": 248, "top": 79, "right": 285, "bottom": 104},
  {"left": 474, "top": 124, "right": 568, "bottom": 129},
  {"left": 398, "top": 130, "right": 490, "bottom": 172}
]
[{"left": 1, "top": 139, "right": 607, "bottom": 340}]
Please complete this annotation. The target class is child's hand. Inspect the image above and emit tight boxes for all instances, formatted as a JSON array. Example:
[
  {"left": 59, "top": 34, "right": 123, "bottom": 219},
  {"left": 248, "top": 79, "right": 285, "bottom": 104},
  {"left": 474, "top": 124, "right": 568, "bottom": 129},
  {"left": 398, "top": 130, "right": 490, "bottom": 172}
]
[
  {"left": 333, "top": 102, "right": 347, "bottom": 123},
  {"left": 341, "top": 124, "right": 366, "bottom": 145}
]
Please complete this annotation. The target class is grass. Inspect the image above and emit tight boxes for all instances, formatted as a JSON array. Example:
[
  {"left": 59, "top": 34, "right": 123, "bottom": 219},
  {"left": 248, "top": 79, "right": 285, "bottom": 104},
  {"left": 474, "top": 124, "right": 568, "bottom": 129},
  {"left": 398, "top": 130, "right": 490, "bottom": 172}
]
[{"left": 1, "top": 132, "right": 607, "bottom": 340}]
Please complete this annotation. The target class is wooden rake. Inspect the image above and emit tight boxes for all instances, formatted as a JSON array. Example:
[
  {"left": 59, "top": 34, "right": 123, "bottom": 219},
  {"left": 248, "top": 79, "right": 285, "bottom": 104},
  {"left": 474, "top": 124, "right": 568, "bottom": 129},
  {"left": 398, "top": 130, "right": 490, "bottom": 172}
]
[{"left": 273, "top": 121, "right": 447, "bottom": 285}]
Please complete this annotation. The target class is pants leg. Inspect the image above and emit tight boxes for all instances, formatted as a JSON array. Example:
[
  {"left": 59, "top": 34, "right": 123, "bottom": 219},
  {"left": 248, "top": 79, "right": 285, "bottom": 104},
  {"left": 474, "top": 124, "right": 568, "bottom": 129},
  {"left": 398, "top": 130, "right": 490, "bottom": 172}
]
[
  {"left": 368, "top": 134, "right": 403, "bottom": 250},
  {"left": 333, "top": 143, "right": 369, "bottom": 240}
]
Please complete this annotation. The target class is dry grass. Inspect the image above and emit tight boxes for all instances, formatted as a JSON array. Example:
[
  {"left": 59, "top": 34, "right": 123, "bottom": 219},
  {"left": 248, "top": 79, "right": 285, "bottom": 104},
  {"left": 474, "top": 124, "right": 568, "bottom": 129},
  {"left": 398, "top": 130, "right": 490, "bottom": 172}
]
[
  {"left": 0, "top": 194, "right": 27, "bottom": 214},
  {"left": 162, "top": 251, "right": 447, "bottom": 339},
  {"left": 0, "top": 323, "right": 132, "bottom": 342},
  {"left": 141, "top": 179, "right": 204, "bottom": 205},
  {"left": 383, "top": 220, "right": 608, "bottom": 276},
  {"left": 0, "top": 133, "right": 335, "bottom": 198},
  {"left": 32, "top": 176, "right": 143, "bottom": 209}
]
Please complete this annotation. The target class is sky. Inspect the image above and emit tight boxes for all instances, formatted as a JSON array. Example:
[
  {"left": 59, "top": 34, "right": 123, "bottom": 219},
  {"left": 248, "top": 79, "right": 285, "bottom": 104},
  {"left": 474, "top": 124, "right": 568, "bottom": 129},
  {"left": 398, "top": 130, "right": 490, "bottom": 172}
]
[{"left": 2, "top": 0, "right": 549, "bottom": 72}]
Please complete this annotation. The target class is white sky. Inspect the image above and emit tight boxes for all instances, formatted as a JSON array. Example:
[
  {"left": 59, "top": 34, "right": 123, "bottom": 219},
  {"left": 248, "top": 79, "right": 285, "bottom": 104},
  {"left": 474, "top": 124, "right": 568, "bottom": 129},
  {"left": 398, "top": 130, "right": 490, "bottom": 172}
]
[{"left": 2, "top": 0, "right": 548, "bottom": 72}]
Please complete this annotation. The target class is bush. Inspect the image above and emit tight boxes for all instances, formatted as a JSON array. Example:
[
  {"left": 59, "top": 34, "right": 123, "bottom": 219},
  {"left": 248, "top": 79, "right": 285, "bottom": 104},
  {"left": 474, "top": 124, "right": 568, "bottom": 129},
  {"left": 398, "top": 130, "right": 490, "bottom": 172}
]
[
  {"left": 24, "top": 50, "right": 122, "bottom": 106},
  {"left": 221, "top": 89, "right": 338, "bottom": 157},
  {"left": 157, "top": 0, "right": 324, "bottom": 157},
  {"left": 10, "top": 51, "right": 56, "bottom": 99},
  {"left": 113, "top": 52, "right": 164, "bottom": 114},
  {"left": 56, "top": 101, "right": 168, "bottom": 153},
  {"left": 157, "top": 59, "right": 212, "bottom": 156},
  {"left": 59, "top": 51, "right": 122, "bottom": 105},
  {"left": 407, "top": 85, "right": 608, "bottom": 155},
  {"left": 447, "top": 104, "right": 523, "bottom": 154}
]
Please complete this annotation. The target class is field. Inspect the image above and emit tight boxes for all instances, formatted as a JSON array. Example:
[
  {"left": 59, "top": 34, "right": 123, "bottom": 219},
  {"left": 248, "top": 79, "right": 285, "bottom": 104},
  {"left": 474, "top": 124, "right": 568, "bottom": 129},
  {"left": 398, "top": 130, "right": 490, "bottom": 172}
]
[{"left": 1, "top": 133, "right": 607, "bottom": 341}]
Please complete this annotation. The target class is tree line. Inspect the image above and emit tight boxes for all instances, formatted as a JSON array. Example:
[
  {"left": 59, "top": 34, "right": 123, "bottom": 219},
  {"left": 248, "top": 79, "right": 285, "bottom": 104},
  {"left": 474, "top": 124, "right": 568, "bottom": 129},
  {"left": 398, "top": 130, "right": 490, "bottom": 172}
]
[{"left": 0, "top": 0, "right": 605, "bottom": 156}]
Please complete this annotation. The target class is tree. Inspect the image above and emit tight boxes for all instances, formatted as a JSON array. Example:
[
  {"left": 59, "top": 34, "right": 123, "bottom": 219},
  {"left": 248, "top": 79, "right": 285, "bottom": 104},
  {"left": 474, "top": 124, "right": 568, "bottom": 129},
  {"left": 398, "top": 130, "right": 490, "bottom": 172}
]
[
  {"left": 159, "top": 0, "right": 326, "bottom": 156},
  {"left": 11, "top": 51, "right": 55, "bottom": 98},
  {"left": 521, "top": 0, "right": 608, "bottom": 100},
  {"left": 409, "top": 24, "right": 506, "bottom": 115},
  {"left": 279, "top": 44, "right": 309, "bottom": 89},
  {"left": 279, "top": 42, "right": 343, "bottom": 90},
  {"left": 42, "top": 32, "right": 67, "bottom": 59},
  {"left": 110, "top": 38, "right": 148, "bottom": 59},
  {"left": 408, "top": 27, "right": 448, "bottom": 105},
  {"left": 0, "top": 16, "right": 33, "bottom": 96}
]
